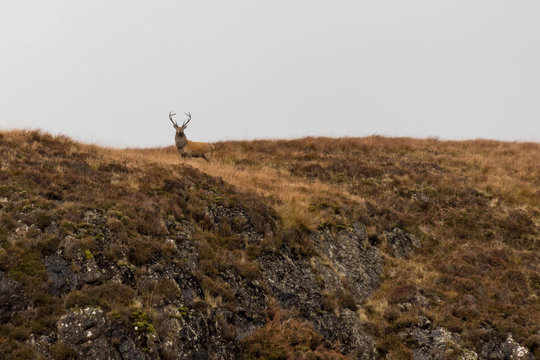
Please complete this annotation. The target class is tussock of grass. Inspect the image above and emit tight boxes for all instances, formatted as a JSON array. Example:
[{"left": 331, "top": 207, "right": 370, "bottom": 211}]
[{"left": 241, "top": 308, "right": 349, "bottom": 360}]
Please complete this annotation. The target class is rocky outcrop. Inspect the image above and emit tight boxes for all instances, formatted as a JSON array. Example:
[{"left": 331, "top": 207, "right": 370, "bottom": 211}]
[
  {"left": 58, "top": 307, "right": 146, "bottom": 360},
  {"left": 478, "top": 335, "right": 533, "bottom": 360},
  {"left": 312, "top": 310, "right": 378, "bottom": 359},
  {"left": 260, "top": 225, "right": 382, "bottom": 357},
  {"left": 44, "top": 253, "right": 77, "bottom": 296},
  {"left": 58, "top": 307, "right": 108, "bottom": 357},
  {"left": 384, "top": 227, "right": 421, "bottom": 259},
  {"left": 0, "top": 272, "right": 28, "bottom": 322},
  {"left": 49, "top": 208, "right": 382, "bottom": 359},
  {"left": 312, "top": 225, "right": 382, "bottom": 300},
  {"left": 404, "top": 324, "right": 478, "bottom": 360},
  {"left": 4, "top": 197, "right": 536, "bottom": 360},
  {"left": 260, "top": 250, "right": 322, "bottom": 316}
]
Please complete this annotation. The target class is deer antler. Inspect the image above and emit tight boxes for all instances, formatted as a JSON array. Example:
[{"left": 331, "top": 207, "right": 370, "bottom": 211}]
[
  {"left": 169, "top": 111, "right": 178, "bottom": 126},
  {"left": 182, "top": 112, "right": 191, "bottom": 127}
]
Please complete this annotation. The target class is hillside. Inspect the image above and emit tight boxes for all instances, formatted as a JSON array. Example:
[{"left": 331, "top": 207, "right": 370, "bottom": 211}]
[{"left": 0, "top": 130, "right": 539, "bottom": 359}]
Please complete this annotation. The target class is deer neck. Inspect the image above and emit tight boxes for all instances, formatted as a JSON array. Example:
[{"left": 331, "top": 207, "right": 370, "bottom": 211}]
[{"left": 175, "top": 133, "right": 187, "bottom": 150}]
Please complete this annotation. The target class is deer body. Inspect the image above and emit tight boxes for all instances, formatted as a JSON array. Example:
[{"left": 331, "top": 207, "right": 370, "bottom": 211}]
[{"left": 170, "top": 111, "right": 214, "bottom": 161}]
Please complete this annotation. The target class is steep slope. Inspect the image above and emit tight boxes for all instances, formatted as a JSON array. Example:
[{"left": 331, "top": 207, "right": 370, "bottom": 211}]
[{"left": 0, "top": 130, "right": 538, "bottom": 359}]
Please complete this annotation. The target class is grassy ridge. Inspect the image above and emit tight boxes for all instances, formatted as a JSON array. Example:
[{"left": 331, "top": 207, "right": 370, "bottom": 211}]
[
  {"left": 104, "top": 134, "right": 539, "bottom": 353},
  {"left": 187, "top": 136, "right": 540, "bottom": 353},
  {"left": 0, "top": 130, "right": 539, "bottom": 358}
]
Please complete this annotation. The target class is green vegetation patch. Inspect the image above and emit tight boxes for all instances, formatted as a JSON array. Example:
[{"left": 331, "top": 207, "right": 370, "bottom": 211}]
[{"left": 131, "top": 310, "right": 157, "bottom": 334}]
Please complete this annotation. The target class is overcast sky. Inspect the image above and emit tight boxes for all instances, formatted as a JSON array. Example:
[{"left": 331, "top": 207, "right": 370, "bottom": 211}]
[{"left": 1, "top": 1, "right": 539, "bottom": 147}]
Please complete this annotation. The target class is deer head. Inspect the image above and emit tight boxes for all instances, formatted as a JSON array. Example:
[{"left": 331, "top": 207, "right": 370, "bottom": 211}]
[
  {"left": 169, "top": 111, "right": 192, "bottom": 143},
  {"left": 169, "top": 111, "right": 191, "bottom": 130}
]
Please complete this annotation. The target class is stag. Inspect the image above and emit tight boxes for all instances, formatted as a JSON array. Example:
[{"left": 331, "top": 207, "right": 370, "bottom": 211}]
[{"left": 169, "top": 111, "right": 215, "bottom": 162}]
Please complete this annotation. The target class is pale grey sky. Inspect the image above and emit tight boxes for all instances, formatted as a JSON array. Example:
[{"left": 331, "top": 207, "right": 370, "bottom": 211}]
[{"left": 1, "top": 1, "right": 539, "bottom": 147}]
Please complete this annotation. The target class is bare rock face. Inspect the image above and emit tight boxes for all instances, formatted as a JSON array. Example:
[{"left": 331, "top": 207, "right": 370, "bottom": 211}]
[
  {"left": 58, "top": 307, "right": 144, "bottom": 360},
  {"left": 219, "top": 269, "right": 268, "bottom": 338},
  {"left": 384, "top": 227, "right": 421, "bottom": 259},
  {"left": 44, "top": 253, "right": 77, "bottom": 296},
  {"left": 312, "top": 309, "right": 378, "bottom": 360},
  {"left": 405, "top": 326, "right": 478, "bottom": 360},
  {"left": 259, "top": 250, "right": 322, "bottom": 316},
  {"left": 0, "top": 272, "right": 28, "bottom": 322},
  {"left": 312, "top": 225, "right": 382, "bottom": 300},
  {"left": 259, "top": 225, "right": 382, "bottom": 318},
  {"left": 479, "top": 335, "right": 533, "bottom": 360},
  {"left": 158, "top": 307, "right": 241, "bottom": 360},
  {"left": 259, "top": 225, "right": 382, "bottom": 357}
]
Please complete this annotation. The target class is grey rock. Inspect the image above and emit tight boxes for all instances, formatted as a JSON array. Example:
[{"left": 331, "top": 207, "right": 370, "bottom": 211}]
[
  {"left": 384, "top": 227, "right": 421, "bottom": 258},
  {"left": 312, "top": 225, "right": 382, "bottom": 300},
  {"left": 111, "top": 329, "right": 146, "bottom": 360},
  {"left": 77, "top": 256, "right": 102, "bottom": 284},
  {"left": 310, "top": 256, "right": 344, "bottom": 294},
  {"left": 220, "top": 269, "right": 268, "bottom": 338},
  {"left": 259, "top": 250, "right": 322, "bottom": 316},
  {"left": 58, "top": 307, "right": 146, "bottom": 360},
  {"left": 205, "top": 204, "right": 269, "bottom": 244},
  {"left": 0, "top": 271, "right": 28, "bottom": 322},
  {"left": 479, "top": 334, "right": 533, "bottom": 360},
  {"left": 418, "top": 316, "right": 431, "bottom": 329},
  {"left": 83, "top": 209, "right": 107, "bottom": 226},
  {"left": 406, "top": 326, "right": 478, "bottom": 360},
  {"left": 259, "top": 225, "right": 382, "bottom": 358},
  {"left": 44, "top": 253, "right": 77, "bottom": 296},
  {"left": 162, "top": 307, "right": 240, "bottom": 360},
  {"left": 313, "top": 309, "right": 377, "bottom": 359},
  {"left": 412, "top": 294, "right": 431, "bottom": 309}
]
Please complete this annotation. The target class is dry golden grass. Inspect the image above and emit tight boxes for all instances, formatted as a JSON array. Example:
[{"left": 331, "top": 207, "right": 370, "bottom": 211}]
[
  {"left": 1, "top": 129, "right": 539, "bottom": 355},
  {"left": 146, "top": 135, "right": 538, "bottom": 347},
  {"left": 94, "top": 136, "right": 539, "bottom": 233},
  {"left": 99, "top": 144, "right": 366, "bottom": 230}
]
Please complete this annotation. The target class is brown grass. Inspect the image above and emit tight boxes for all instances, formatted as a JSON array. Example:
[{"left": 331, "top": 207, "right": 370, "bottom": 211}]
[
  {"left": 241, "top": 307, "right": 349, "bottom": 360},
  {"left": 1, "top": 129, "right": 539, "bottom": 356},
  {"left": 104, "top": 135, "right": 539, "bottom": 338},
  {"left": 99, "top": 136, "right": 539, "bottom": 233}
]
